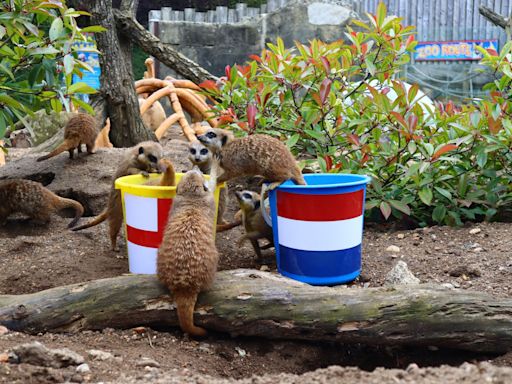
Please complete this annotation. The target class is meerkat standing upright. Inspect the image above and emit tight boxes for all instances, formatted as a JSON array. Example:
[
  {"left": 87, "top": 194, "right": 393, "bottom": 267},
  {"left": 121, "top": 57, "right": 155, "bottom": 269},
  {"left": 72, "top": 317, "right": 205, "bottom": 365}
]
[
  {"left": 72, "top": 141, "right": 163, "bottom": 250},
  {"left": 0, "top": 179, "right": 84, "bottom": 227},
  {"left": 188, "top": 140, "right": 230, "bottom": 228},
  {"left": 235, "top": 190, "right": 274, "bottom": 260},
  {"left": 196, "top": 128, "right": 305, "bottom": 189},
  {"left": 157, "top": 168, "right": 218, "bottom": 338},
  {"left": 37, "top": 113, "right": 99, "bottom": 161}
]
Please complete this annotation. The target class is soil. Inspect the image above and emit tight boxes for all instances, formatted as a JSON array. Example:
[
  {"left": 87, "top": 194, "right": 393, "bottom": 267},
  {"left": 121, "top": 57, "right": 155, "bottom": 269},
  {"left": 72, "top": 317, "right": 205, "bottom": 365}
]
[{"left": 1, "top": 130, "right": 512, "bottom": 383}]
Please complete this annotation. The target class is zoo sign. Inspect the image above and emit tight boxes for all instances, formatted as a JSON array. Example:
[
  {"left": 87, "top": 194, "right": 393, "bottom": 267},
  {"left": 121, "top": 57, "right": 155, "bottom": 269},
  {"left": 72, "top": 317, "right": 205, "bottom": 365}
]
[{"left": 414, "top": 39, "right": 499, "bottom": 61}]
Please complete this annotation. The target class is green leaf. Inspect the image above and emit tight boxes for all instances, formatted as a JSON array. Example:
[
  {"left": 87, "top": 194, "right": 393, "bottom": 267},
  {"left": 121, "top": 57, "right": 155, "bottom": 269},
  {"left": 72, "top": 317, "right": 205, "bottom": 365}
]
[
  {"left": 286, "top": 133, "right": 300, "bottom": 148},
  {"left": 380, "top": 201, "right": 392, "bottom": 220},
  {"left": 476, "top": 150, "right": 488, "bottom": 168},
  {"left": 432, "top": 205, "right": 446, "bottom": 223},
  {"left": 30, "top": 46, "right": 60, "bottom": 55},
  {"left": 434, "top": 187, "right": 452, "bottom": 200},
  {"left": 0, "top": 111, "right": 6, "bottom": 138},
  {"left": 418, "top": 187, "right": 433, "bottom": 206},
  {"left": 49, "top": 17, "right": 63, "bottom": 41},
  {"left": 364, "top": 57, "right": 376, "bottom": 76},
  {"left": 0, "top": 25, "right": 5, "bottom": 40},
  {"left": 70, "top": 96, "right": 94, "bottom": 114},
  {"left": 0, "top": 63, "right": 14, "bottom": 81},
  {"left": 388, "top": 200, "right": 411, "bottom": 216},
  {"left": 80, "top": 26, "right": 107, "bottom": 33},
  {"left": 67, "top": 82, "right": 97, "bottom": 94},
  {"left": 304, "top": 129, "right": 323, "bottom": 140},
  {"left": 317, "top": 156, "right": 327, "bottom": 172},
  {"left": 63, "top": 54, "right": 74, "bottom": 75},
  {"left": 0, "top": 94, "right": 26, "bottom": 111}
]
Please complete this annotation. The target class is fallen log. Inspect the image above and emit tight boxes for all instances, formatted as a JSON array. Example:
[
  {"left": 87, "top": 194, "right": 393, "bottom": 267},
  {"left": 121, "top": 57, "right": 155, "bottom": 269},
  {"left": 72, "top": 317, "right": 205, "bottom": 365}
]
[{"left": 0, "top": 269, "right": 511, "bottom": 353}]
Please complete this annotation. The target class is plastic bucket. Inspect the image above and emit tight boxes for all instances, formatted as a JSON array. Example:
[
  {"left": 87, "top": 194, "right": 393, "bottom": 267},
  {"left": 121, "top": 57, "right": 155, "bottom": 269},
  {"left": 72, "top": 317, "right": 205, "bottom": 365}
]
[
  {"left": 264, "top": 173, "right": 371, "bottom": 286},
  {"left": 115, "top": 173, "right": 224, "bottom": 274}
]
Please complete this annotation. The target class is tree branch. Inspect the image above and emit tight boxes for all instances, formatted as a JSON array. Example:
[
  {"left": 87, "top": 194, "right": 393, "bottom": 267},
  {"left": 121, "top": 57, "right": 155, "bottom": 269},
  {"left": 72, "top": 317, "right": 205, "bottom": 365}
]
[{"left": 479, "top": 5, "right": 508, "bottom": 29}]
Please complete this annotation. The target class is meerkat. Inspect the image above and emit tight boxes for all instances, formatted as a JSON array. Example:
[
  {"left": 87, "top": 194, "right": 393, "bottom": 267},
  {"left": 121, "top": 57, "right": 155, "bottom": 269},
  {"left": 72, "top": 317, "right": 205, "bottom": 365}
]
[
  {"left": 157, "top": 167, "right": 218, "bottom": 338},
  {"left": 145, "top": 158, "right": 176, "bottom": 187},
  {"left": 37, "top": 113, "right": 98, "bottom": 162},
  {"left": 196, "top": 128, "right": 306, "bottom": 189},
  {"left": 188, "top": 140, "right": 231, "bottom": 230},
  {"left": 0, "top": 179, "right": 84, "bottom": 228},
  {"left": 235, "top": 190, "right": 274, "bottom": 259},
  {"left": 71, "top": 141, "right": 163, "bottom": 250}
]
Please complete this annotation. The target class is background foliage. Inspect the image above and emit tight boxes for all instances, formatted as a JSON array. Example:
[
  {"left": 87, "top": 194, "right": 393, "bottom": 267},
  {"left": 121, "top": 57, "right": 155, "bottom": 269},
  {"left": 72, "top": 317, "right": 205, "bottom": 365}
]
[
  {"left": 201, "top": 3, "right": 512, "bottom": 226},
  {"left": 0, "top": 0, "right": 102, "bottom": 140}
]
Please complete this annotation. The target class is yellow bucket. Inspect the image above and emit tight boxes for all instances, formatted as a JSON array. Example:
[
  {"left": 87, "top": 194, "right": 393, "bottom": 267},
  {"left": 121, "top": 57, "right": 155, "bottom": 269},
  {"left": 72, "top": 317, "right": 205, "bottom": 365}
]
[{"left": 115, "top": 173, "right": 224, "bottom": 274}]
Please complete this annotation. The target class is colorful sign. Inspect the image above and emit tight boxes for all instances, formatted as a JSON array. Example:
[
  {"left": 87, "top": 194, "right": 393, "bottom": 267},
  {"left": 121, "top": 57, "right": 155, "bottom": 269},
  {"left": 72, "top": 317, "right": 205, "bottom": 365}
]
[
  {"left": 414, "top": 39, "right": 499, "bottom": 61},
  {"left": 72, "top": 34, "right": 101, "bottom": 102}
]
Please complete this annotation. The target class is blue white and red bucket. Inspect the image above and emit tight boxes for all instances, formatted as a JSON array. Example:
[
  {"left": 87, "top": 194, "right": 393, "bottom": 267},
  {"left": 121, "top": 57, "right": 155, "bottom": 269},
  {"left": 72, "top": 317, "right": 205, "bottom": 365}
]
[{"left": 264, "top": 173, "right": 371, "bottom": 286}]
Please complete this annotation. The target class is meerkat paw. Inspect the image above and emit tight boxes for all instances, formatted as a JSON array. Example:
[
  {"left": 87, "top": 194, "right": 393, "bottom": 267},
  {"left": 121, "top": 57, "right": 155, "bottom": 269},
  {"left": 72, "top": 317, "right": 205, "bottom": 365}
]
[
  {"left": 267, "top": 181, "right": 283, "bottom": 191},
  {"left": 140, "top": 170, "right": 150, "bottom": 178}
]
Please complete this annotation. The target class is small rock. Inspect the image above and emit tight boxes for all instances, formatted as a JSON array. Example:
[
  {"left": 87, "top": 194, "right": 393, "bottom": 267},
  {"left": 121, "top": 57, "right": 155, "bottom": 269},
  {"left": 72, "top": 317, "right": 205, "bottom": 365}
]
[
  {"left": 384, "top": 261, "right": 420, "bottom": 286},
  {"left": 198, "top": 343, "right": 212, "bottom": 354},
  {"left": 135, "top": 357, "right": 160, "bottom": 368},
  {"left": 0, "top": 326, "right": 9, "bottom": 336},
  {"left": 87, "top": 349, "right": 114, "bottom": 361},
  {"left": 386, "top": 245, "right": 400, "bottom": 253},
  {"left": 406, "top": 363, "right": 419, "bottom": 373},
  {"left": 12, "top": 342, "right": 84, "bottom": 368},
  {"left": 0, "top": 352, "right": 8, "bottom": 363},
  {"left": 132, "top": 326, "right": 146, "bottom": 334},
  {"left": 473, "top": 247, "right": 483, "bottom": 252},
  {"left": 259, "top": 265, "right": 270, "bottom": 272},
  {"left": 70, "top": 373, "right": 83, "bottom": 383},
  {"left": 441, "top": 283, "right": 455, "bottom": 289},
  {"left": 469, "top": 228, "right": 481, "bottom": 235},
  {"left": 76, "top": 363, "right": 90, "bottom": 374},
  {"left": 235, "top": 347, "right": 246, "bottom": 357},
  {"left": 430, "top": 234, "right": 437, "bottom": 240},
  {"left": 449, "top": 265, "right": 482, "bottom": 278},
  {"left": 396, "top": 233, "right": 405, "bottom": 239}
]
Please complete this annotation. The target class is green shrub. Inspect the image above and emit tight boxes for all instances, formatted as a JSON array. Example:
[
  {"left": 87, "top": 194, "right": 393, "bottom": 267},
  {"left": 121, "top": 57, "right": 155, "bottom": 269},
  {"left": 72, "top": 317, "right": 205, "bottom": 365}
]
[{"left": 200, "top": 3, "right": 512, "bottom": 226}]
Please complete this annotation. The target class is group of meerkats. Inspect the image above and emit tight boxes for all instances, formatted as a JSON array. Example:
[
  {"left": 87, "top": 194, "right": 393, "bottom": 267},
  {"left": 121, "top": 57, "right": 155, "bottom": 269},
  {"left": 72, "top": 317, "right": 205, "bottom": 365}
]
[{"left": 0, "top": 112, "right": 306, "bottom": 337}]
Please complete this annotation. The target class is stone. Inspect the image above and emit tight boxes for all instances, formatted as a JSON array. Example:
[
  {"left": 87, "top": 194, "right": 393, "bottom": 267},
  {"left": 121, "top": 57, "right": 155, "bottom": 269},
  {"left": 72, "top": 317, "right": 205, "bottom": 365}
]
[
  {"left": 87, "top": 349, "right": 114, "bottom": 361},
  {"left": 396, "top": 233, "right": 405, "bottom": 239},
  {"left": 469, "top": 228, "right": 482, "bottom": 235},
  {"left": 0, "top": 326, "right": 8, "bottom": 336},
  {"left": 386, "top": 245, "right": 400, "bottom": 253},
  {"left": 76, "top": 363, "right": 91, "bottom": 373},
  {"left": 11, "top": 342, "right": 84, "bottom": 368},
  {"left": 384, "top": 261, "right": 420, "bottom": 286},
  {"left": 135, "top": 357, "right": 160, "bottom": 368}
]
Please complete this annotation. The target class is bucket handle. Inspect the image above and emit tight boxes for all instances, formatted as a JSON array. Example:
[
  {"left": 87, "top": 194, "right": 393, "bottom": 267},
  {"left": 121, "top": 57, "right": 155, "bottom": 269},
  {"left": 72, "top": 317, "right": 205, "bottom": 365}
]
[{"left": 260, "top": 183, "right": 273, "bottom": 227}]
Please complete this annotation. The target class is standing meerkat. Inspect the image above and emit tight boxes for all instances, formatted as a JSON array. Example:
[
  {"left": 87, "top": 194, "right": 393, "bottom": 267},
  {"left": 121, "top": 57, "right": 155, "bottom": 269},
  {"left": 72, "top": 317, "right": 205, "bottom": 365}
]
[
  {"left": 71, "top": 141, "right": 163, "bottom": 250},
  {"left": 188, "top": 140, "right": 231, "bottom": 229},
  {"left": 0, "top": 179, "right": 84, "bottom": 228},
  {"left": 157, "top": 168, "right": 218, "bottom": 338},
  {"left": 196, "top": 128, "right": 306, "bottom": 189},
  {"left": 37, "top": 113, "right": 98, "bottom": 162},
  {"left": 235, "top": 190, "right": 274, "bottom": 260}
]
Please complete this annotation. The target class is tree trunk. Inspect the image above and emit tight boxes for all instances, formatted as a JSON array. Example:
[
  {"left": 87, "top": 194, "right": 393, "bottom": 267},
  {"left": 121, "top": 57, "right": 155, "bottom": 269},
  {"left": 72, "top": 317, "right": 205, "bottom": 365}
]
[
  {"left": 1, "top": 269, "right": 511, "bottom": 353},
  {"left": 479, "top": 5, "right": 512, "bottom": 40},
  {"left": 118, "top": 0, "right": 139, "bottom": 75},
  {"left": 113, "top": 9, "right": 217, "bottom": 84},
  {"left": 78, "top": 0, "right": 155, "bottom": 147}
]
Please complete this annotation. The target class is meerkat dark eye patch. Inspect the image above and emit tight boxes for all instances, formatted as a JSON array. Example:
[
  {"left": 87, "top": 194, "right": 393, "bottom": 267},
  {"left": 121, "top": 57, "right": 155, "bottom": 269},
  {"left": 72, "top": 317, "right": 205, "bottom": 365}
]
[
  {"left": 254, "top": 200, "right": 261, "bottom": 210},
  {"left": 206, "top": 131, "right": 216, "bottom": 139},
  {"left": 200, "top": 148, "right": 209, "bottom": 155},
  {"left": 138, "top": 146, "right": 144, "bottom": 155},
  {"left": 242, "top": 192, "right": 252, "bottom": 199},
  {"left": 190, "top": 148, "right": 196, "bottom": 154},
  {"left": 148, "top": 154, "right": 157, "bottom": 163},
  {"left": 221, "top": 135, "right": 228, "bottom": 146}
]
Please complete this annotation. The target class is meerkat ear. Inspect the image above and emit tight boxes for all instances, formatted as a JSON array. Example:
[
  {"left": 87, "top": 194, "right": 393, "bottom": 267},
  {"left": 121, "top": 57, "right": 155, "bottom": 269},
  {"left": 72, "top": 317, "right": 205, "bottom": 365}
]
[
  {"left": 221, "top": 135, "right": 228, "bottom": 146},
  {"left": 138, "top": 146, "right": 144, "bottom": 155}
]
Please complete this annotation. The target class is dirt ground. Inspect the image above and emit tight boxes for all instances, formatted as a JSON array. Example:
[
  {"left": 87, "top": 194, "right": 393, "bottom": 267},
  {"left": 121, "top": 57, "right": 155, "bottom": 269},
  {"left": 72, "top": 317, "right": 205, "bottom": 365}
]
[{"left": 1, "top": 135, "right": 512, "bottom": 383}]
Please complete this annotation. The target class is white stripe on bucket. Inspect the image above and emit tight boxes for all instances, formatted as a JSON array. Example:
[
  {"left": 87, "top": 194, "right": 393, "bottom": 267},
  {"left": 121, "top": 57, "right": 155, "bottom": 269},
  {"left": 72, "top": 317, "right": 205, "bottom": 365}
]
[
  {"left": 277, "top": 215, "right": 363, "bottom": 252},
  {"left": 124, "top": 193, "right": 158, "bottom": 231},
  {"left": 127, "top": 241, "right": 158, "bottom": 274}
]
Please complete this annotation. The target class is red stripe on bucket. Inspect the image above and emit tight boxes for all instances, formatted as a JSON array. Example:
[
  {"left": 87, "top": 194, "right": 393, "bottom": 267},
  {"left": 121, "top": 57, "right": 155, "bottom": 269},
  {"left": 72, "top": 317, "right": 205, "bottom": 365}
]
[
  {"left": 126, "top": 198, "right": 173, "bottom": 248},
  {"left": 276, "top": 189, "right": 364, "bottom": 221}
]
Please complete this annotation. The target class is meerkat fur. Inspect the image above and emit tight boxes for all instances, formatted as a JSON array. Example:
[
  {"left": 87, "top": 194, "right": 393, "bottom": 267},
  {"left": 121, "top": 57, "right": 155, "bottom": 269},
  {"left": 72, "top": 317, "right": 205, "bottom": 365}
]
[
  {"left": 71, "top": 141, "right": 163, "bottom": 250},
  {"left": 37, "top": 113, "right": 99, "bottom": 162},
  {"left": 0, "top": 179, "right": 84, "bottom": 228},
  {"left": 157, "top": 167, "right": 219, "bottom": 338}
]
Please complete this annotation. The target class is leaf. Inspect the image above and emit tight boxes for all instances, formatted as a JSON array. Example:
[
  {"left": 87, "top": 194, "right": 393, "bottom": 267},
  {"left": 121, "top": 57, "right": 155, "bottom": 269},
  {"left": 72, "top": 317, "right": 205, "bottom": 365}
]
[
  {"left": 21, "top": 20, "right": 39, "bottom": 36},
  {"left": 0, "top": 63, "right": 14, "bottom": 81},
  {"left": 434, "top": 187, "right": 452, "bottom": 201},
  {"left": 63, "top": 54, "right": 74, "bottom": 75},
  {"left": 432, "top": 205, "right": 446, "bottom": 223},
  {"left": 407, "top": 114, "right": 418, "bottom": 132},
  {"left": 0, "top": 25, "right": 5, "bottom": 40},
  {"left": 67, "top": 82, "right": 97, "bottom": 94},
  {"left": 198, "top": 80, "right": 218, "bottom": 91},
  {"left": 476, "top": 150, "right": 488, "bottom": 168},
  {"left": 49, "top": 17, "right": 63, "bottom": 41},
  {"left": 286, "top": 133, "right": 300, "bottom": 148},
  {"left": 319, "top": 78, "right": 332, "bottom": 104},
  {"left": 0, "top": 94, "right": 26, "bottom": 111},
  {"left": 320, "top": 56, "right": 330, "bottom": 74},
  {"left": 246, "top": 103, "right": 257, "bottom": 129},
  {"left": 80, "top": 26, "right": 107, "bottom": 33},
  {"left": 418, "top": 187, "right": 433, "bottom": 206},
  {"left": 380, "top": 201, "right": 391, "bottom": 220},
  {"left": 388, "top": 200, "right": 411, "bottom": 216},
  {"left": 30, "top": 46, "right": 60, "bottom": 55},
  {"left": 432, "top": 144, "right": 457, "bottom": 160},
  {"left": 364, "top": 57, "right": 376, "bottom": 76},
  {"left": 70, "top": 96, "right": 94, "bottom": 114},
  {"left": 304, "top": 129, "right": 323, "bottom": 140}
]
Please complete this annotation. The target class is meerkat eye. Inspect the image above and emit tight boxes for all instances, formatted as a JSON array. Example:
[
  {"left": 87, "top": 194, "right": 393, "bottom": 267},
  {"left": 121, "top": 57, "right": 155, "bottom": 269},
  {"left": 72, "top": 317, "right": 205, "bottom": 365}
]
[
  {"left": 148, "top": 154, "right": 157, "bottom": 163},
  {"left": 189, "top": 148, "right": 196, "bottom": 155},
  {"left": 242, "top": 192, "right": 252, "bottom": 200},
  {"left": 200, "top": 148, "right": 209, "bottom": 155},
  {"left": 138, "top": 146, "right": 144, "bottom": 155},
  {"left": 206, "top": 131, "right": 216, "bottom": 139}
]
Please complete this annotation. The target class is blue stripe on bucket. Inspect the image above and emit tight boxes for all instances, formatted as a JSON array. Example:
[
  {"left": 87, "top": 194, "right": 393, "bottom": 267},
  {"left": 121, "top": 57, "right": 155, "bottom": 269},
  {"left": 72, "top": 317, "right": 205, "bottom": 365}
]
[{"left": 278, "top": 244, "right": 362, "bottom": 281}]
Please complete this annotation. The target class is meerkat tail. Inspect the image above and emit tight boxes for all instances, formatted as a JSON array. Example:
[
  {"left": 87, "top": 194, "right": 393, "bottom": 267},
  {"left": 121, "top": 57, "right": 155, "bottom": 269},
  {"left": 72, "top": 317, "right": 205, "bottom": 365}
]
[
  {"left": 216, "top": 218, "right": 242, "bottom": 232},
  {"left": 36, "top": 139, "right": 78, "bottom": 162},
  {"left": 71, "top": 209, "right": 108, "bottom": 231},
  {"left": 55, "top": 197, "right": 85, "bottom": 228},
  {"left": 159, "top": 162, "right": 176, "bottom": 187},
  {"left": 292, "top": 169, "right": 306, "bottom": 185},
  {"left": 174, "top": 291, "right": 207, "bottom": 338}
]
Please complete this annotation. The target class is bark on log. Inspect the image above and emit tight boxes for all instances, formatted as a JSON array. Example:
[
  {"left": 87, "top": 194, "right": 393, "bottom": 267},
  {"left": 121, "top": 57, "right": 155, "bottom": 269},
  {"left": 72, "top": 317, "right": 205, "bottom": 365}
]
[
  {"left": 77, "top": 0, "right": 155, "bottom": 147},
  {"left": 0, "top": 269, "right": 511, "bottom": 353},
  {"left": 479, "top": 5, "right": 508, "bottom": 29},
  {"left": 113, "top": 9, "right": 217, "bottom": 84}
]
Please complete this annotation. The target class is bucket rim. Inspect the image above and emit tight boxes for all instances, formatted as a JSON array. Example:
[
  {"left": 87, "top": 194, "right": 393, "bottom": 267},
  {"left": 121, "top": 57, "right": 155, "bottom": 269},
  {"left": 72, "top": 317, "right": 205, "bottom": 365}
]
[{"left": 278, "top": 173, "right": 371, "bottom": 190}]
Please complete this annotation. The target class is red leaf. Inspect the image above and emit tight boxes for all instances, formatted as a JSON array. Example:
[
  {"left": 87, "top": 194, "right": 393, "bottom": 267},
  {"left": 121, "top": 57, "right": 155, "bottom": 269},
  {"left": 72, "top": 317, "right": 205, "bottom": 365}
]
[
  {"left": 319, "top": 78, "right": 332, "bottom": 104},
  {"left": 218, "top": 115, "right": 234, "bottom": 125},
  {"left": 324, "top": 155, "right": 333, "bottom": 171},
  {"left": 320, "top": 56, "right": 331, "bottom": 74},
  {"left": 294, "top": 115, "right": 303, "bottom": 126},
  {"left": 407, "top": 115, "right": 418, "bottom": 132},
  {"left": 380, "top": 201, "right": 391, "bottom": 220},
  {"left": 360, "top": 152, "right": 369, "bottom": 165},
  {"left": 237, "top": 65, "right": 251, "bottom": 77},
  {"left": 405, "top": 34, "right": 415, "bottom": 47},
  {"left": 249, "top": 54, "right": 262, "bottom": 62},
  {"left": 262, "top": 93, "right": 271, "bottom": 107},
  {"left": 225, "top": 65, "right": 231, "bottom": 80},
  {"left": 361, "top": 43, "right": 368, "bottom": 55},
  {"left": 237, "top": 121, "right": 248, "bottom": 131},
  {"left": 486, "top": 48, "right": 498, "bottom": 56},
  {"left": 311, "top": 92, "right": 323, "bottom": 106},
  {"left": 347, "top": 133, "right": 360, "bottom": 146},
  {"left": 247, "top": 103, "right": 257, "bottom": 129},
  {"left": 381, "top": 87, "right": 390, "bottom": 95},
  {"left": 390, "top": 111, "right": 407, "bottom": 128},
  {"left": 432, "top": 144, "right": 458, "bottom": 160},
  {"left": 335, "top": 115, "right": 343, "bottom": 127},
  {"left": 488, "top": 116, "right": 501, "bottom": 134},
  {"left": 198, "top": 80, "right": 218, "bottom": 91}
]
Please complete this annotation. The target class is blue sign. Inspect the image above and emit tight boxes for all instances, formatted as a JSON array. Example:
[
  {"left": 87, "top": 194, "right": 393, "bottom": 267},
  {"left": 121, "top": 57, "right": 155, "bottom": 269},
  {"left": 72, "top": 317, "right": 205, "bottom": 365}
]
[
  {"left": 414, "top": 39, "right": 499, "bottom": 61},
  {"left": 72, "top": 35, "right": 101, "bottom": 101}
]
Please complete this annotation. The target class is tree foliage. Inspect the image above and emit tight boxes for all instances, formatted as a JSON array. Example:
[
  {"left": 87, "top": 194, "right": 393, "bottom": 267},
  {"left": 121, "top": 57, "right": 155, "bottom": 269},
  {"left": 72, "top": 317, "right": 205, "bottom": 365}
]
[{"left": 0, "top": 0, "right": 104, "bottom": 139}]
